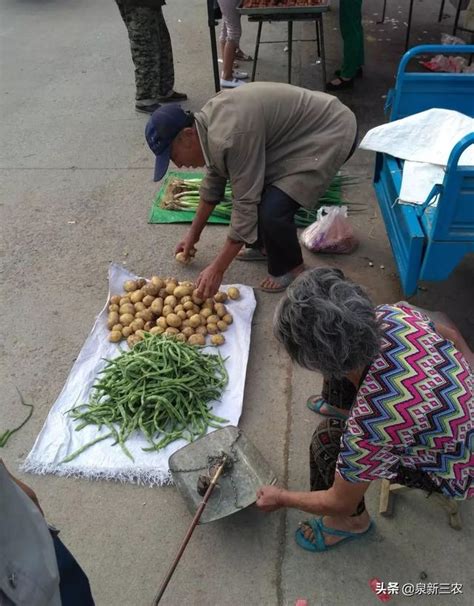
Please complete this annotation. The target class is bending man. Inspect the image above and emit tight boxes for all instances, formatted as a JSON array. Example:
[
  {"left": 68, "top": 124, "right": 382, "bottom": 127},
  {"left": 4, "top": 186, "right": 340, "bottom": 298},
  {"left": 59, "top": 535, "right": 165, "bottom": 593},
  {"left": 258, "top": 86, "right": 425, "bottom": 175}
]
[{"left": 145, "top": 82, "right": 357, "bottom": 297}]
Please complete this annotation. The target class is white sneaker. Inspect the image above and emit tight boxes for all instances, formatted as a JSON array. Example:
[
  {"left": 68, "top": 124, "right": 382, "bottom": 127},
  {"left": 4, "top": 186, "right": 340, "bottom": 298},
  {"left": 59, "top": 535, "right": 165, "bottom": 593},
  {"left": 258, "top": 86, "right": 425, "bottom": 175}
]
[
  {"left": 220, "top": 77, "right": 246, "bottom": 88},
  {"left": 233, "top": 69, "right": 249, "bottom": 79}
]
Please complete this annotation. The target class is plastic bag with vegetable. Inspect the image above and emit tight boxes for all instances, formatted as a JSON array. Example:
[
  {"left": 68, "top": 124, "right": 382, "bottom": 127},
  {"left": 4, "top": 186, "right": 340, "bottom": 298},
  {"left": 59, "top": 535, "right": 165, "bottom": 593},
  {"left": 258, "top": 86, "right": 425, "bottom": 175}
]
[
  {"left": 300, "top": 206, "right": 358, "bottom": 254},
  {"left": 420, "top": 54, "right": 467, "bottom": 73}
]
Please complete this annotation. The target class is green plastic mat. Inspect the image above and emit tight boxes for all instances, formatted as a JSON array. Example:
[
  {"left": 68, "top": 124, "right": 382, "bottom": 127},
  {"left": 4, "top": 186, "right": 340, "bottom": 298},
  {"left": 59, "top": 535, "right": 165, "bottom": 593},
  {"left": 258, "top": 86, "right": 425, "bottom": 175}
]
[
  {"left": 148, "top": 170, "right": 354, "bottom": 226},
  {"left": 149, "top": 171, "right": 229, "bottom": 225}
]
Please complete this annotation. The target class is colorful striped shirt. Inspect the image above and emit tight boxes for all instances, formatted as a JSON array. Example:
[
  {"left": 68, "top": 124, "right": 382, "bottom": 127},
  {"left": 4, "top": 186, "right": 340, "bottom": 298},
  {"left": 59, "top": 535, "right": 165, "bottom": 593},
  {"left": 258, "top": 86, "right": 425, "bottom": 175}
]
[{"left": 337, "top": 304, "right": 473, "bottom": 499}]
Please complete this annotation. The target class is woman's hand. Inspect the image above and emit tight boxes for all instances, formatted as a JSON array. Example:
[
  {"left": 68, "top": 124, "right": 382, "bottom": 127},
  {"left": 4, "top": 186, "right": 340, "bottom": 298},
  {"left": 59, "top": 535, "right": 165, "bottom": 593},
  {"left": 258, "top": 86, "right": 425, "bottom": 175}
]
[
  {"left": 196, "top": 264, "right": 224, "bottom": 299},
  {"left": 256, "top": 485, "right": 286, "bottom": 512}
]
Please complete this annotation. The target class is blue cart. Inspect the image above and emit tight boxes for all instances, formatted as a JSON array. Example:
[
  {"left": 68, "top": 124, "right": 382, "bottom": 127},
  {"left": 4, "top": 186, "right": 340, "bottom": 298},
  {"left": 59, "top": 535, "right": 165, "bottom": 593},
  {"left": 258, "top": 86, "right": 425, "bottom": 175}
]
[{"left": 373, "top": 45, "right": 474, "bottom": 296}]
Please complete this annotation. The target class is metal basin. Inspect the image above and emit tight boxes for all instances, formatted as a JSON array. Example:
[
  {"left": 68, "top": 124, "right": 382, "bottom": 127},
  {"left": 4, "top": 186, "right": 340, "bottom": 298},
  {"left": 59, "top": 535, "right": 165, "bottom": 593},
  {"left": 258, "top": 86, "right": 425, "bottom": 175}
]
[{"left": 169, "top": 426, "right": 277, "bottom": 524}]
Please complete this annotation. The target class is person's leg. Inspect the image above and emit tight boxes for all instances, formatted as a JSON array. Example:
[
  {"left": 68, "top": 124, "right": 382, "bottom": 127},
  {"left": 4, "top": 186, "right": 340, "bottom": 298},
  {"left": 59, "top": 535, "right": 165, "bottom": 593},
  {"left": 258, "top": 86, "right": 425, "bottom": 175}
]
[
  {"left": 301, "top": 418, "right": 370, "bottom": 548},
  {"left": 233, "top": 0, "right": 252, "bottom": 63},
  {"left": 327, "top": 0, "right": 364, "bottom": 88},
  {"left": 51, "top": 533, "right": 95, "bottom": 605},
  {"left": 323, "top": 376, "right": 357, "bottom": 410},
  {"left": 307, "top": 376, "right": 356, "bottom": 417},
  {"left": 222, "top": 37, "right": 238, "bottom": 81},
  {"left": 155, "top": 6, "right": 175, "bottom": 97},
  {"left": 235, "top": 48, "right": 252, "bottom": 60},
  {"left": 258, "top": 186, "right": 305, "bottom": 290},
  {"left": 219, "top": 20, "right": 228, "bottom": 61},
  {"left": 339, "top": 0, "right": 364, "bottom": 78},
  {"left": 309, "top": 418, "right": 348, "bottom": 492},
  {"left": 218, "top": 1, "right": 244, "bottom": 86},
  {"left": 115, "top": 2, "right": 162, "bottom": 109}
]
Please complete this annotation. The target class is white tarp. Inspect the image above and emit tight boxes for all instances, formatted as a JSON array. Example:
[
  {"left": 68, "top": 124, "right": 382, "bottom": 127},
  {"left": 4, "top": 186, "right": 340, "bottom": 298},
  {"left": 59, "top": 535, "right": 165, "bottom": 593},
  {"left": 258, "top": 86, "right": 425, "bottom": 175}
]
[
  {"left": 360, "top": 108, "right": 474, "bottom": 204},
  {"left": 23, "top": 264, "right": 256, "bottom": 486}
]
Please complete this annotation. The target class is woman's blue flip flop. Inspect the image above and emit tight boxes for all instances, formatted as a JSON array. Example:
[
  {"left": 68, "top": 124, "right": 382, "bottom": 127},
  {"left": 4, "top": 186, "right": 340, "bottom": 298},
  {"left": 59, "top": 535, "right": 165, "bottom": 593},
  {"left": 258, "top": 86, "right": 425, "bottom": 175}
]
[
  {"left": 306, "top": 396, "right": 348, "bottom": 421},
  {"left": 295, "top": 517, "right": 373, "bottom": 552}
]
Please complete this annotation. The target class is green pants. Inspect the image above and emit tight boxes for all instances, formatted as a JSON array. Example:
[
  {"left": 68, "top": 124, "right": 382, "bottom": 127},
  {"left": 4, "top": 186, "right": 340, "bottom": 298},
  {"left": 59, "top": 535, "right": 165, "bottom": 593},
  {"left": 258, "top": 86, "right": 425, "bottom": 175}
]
[{"left": 339, "top": 0, "right": 364, "bottom": 79}]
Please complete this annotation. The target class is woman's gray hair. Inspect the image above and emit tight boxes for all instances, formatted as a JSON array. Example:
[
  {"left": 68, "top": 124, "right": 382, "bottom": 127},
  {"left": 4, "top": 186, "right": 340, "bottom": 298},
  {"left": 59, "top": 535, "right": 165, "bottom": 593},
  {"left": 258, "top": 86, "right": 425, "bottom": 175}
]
[{"left": 274, "top": 268, "right": 380, "bottom": 378}]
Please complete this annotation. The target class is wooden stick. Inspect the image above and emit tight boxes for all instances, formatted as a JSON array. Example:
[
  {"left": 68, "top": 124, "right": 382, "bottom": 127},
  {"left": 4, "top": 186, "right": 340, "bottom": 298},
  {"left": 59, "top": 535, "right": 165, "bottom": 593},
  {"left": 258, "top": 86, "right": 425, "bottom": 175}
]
[{"left": 152, "top": 456, "right": 228, "bottom": 605}]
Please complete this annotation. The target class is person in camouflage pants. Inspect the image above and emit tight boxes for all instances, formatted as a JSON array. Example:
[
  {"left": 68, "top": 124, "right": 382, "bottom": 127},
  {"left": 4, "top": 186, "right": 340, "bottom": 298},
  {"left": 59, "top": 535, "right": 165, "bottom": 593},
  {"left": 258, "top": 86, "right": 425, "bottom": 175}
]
[{"left": 115, "top": 0, "right": 187, "bottom": 113}]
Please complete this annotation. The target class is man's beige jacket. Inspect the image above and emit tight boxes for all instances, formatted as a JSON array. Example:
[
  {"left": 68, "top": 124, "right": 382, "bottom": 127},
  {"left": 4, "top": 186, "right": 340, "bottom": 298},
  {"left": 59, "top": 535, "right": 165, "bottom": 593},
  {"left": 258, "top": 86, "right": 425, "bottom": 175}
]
[{"left": 195, "top": 82, "right": 357, "bottom": 244}]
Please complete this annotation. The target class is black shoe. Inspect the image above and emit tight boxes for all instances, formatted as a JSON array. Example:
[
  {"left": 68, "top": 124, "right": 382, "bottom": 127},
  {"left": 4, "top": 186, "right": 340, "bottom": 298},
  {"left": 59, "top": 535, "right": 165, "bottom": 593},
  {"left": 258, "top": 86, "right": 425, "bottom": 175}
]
[
  {"left": 135, "top": 103, "right": 161, "bottom": 114},
  {"left": 326, "top": 77, "right": 354, "bottom": 91},
  {"left": 335, "top": 67, "right": 363, "bottom": 78},
  {"left": 157, "top": 90, "right": 188, "bottom": 103}
]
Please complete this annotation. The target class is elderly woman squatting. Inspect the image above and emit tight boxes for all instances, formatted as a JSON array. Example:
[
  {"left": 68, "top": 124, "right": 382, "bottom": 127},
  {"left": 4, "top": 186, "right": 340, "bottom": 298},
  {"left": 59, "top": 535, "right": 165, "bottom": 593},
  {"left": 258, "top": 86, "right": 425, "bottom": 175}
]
[{"left": 256, "top": 268, "right": 473, "bottom": 552}]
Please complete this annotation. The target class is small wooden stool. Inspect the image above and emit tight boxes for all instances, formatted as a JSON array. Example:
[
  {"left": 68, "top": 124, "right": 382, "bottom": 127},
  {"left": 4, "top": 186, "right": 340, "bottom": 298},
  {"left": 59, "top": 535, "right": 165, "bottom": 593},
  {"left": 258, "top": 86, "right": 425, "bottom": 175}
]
[{"left": 378, "top": 479, "right": 463, "bottom": 530}]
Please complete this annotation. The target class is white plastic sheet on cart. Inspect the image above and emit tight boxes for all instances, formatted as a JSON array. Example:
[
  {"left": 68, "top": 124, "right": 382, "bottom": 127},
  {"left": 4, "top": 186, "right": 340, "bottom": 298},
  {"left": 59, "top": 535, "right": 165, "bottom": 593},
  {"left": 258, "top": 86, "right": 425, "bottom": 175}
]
[
  {"left": 360, "top": 108, "right": 474, "bottom": 204},
  {"left": 23, "top": 264, "right": 256, "bottom": 486},
  {"left": 398, "top": 162, "right": 446, "bottom": 204}
]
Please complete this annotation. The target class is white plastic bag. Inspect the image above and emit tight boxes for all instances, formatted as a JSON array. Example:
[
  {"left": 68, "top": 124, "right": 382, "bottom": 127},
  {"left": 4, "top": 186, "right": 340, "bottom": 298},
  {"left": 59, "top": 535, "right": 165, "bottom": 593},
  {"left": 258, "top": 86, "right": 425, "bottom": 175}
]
[
  {"left": 441, "top": 32, "right": 467, "bottom": 45},
  {"left": 300, "top": 206, "right": 358, "bottom": 254}
]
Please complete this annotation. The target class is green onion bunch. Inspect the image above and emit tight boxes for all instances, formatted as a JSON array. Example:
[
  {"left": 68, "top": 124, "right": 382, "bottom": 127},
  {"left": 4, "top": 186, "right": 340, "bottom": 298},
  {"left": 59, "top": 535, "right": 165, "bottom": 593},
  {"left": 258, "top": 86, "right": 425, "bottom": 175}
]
[{"left": 162, "top": 174, "right": 365, "bottom": 227}]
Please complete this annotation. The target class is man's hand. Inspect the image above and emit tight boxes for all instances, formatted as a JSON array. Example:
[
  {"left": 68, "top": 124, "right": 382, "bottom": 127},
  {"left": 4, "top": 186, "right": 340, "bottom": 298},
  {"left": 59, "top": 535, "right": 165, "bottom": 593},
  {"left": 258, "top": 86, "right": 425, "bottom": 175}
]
[
  {"left": 194, "top": 238, "right": 244, "bottom": 299},
  {"left": 256, "top": 485, "right": 286, "bottom": 512},
  {"left": 196, "top": 264, "right": 224, "bottom": 299},
  {"left": 175, "top": 231, "right": 199, "bottom": 259},
  {"left": 175, "top": 199, "right": 216, "bottom": 261}
]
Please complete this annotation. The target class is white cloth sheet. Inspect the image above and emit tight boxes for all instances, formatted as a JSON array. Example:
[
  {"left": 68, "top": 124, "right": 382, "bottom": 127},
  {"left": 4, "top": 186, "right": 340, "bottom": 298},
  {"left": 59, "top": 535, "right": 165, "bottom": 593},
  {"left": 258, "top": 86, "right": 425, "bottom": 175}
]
[
  {"left": 23, "top": 264, "right": 256, "bottom": 485},
  {"left": 360, "top": 109, "right": 474, "bottom": 204}
]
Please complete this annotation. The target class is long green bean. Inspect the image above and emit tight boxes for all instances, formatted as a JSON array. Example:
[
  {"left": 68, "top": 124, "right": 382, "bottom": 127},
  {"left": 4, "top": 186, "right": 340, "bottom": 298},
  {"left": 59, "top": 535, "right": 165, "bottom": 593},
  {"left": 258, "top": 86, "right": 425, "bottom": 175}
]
[
  {"left": 0, "top": 387, "right": 34, "bottom": 448},
  {"left": 61, "top": 334, "right": 228, "bottom": 463}
]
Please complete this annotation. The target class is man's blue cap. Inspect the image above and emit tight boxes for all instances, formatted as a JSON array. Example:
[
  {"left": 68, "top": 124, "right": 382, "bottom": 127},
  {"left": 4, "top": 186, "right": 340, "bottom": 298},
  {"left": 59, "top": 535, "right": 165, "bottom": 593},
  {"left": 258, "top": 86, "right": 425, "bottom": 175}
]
[{"left": 145, "top": 105, "right": 191, "bottom": 182}]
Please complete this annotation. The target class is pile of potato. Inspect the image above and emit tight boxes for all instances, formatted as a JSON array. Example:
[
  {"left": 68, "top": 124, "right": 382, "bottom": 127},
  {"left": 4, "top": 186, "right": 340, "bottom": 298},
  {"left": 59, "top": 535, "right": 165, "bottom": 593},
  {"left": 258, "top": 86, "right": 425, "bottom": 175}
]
[{"left": 107, "top": 276, "right": 240, "bottom": 348}]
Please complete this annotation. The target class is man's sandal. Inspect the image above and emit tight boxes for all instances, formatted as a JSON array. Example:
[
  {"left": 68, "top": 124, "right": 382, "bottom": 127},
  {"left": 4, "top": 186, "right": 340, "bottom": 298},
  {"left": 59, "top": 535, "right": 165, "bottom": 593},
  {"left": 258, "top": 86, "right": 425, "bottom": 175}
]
[
  {"left": 306, "top": 396, "right": 348, "bottom": 421},
  {"left": 237, "top": 248, "right": 267, "bottom": 262},
  {"left": 259, "top": 271, "right": 296, "bottom": 293},
  {"left": 295, "top": 517, "right": 373, "bottom": 552}
]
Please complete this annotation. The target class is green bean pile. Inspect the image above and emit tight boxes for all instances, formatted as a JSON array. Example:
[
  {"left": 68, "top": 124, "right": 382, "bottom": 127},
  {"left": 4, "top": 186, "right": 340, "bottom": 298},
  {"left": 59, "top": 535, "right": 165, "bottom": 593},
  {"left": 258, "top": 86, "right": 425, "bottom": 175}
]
[{"left": 62, "top": 334, "right": 228, "bottom": 463}]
